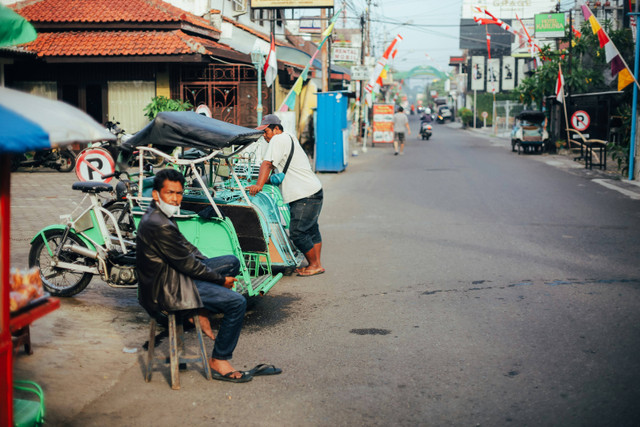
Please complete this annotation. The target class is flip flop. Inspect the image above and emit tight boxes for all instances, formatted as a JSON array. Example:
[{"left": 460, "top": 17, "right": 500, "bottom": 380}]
[
  {"left": 297, "top": 268, "right": 325, "bottom": 277},
  {"left": 211, "top": 369, "right": 253, "bottom": 383},
  {"left": 244, "top": 364, "right": 282, "bottom": 377}
]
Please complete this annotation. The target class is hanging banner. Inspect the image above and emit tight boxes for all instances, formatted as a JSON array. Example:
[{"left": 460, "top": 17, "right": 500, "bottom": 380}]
[
  {"left": 502, "top": 56, "right": 515, "bottom": 90},
  {"left": 372, "top": 104, "right": 394, "bottom": 144},
  {"left": 517, "top": 58, "right": 527, "bottom": 87},
  {"left": 487, "top": 58, "right": 500, "bottom": 93},
  {"left": 471, "top": 56, "right": 485, "bottom": 91}
]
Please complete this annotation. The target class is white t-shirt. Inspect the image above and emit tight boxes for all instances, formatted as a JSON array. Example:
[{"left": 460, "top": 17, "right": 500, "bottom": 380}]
[{"left": 264, "top": 132, "right": 322, "bottom": 204}]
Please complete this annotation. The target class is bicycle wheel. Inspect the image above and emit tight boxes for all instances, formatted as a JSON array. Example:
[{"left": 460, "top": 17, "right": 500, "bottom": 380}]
[
  {"left": 29, "top": 230, "right": 94, "bottom": 297},
  {"left": 104, "top": 201, "right": 136, "bottom": 240}
]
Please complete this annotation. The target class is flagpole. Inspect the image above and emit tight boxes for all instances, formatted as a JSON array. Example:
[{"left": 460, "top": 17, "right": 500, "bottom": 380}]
[
  {"left": 629, "top": 11, "right": 640, "bottom": 180},
  {"left": 560, "top": 64, "right": 570, "bottom": 149}
]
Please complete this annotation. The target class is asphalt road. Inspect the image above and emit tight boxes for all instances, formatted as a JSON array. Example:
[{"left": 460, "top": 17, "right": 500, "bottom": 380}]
[{"left": 10, "top": 118, "right": 640, "bottom": 426}]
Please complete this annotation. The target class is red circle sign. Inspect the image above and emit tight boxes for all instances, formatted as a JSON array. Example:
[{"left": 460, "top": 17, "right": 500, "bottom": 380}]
[
  {"left": 571, "top": 110, "right": 590, "bottom": 132},
  {"left": 75, "top": 148, "right": 115, "bottom": 182}
]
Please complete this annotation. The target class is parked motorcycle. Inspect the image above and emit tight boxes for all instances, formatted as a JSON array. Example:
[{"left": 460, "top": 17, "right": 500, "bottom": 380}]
[
  {"left": 11, "top": 147, "right": 76, "bottom": 172},
  {"left": 420, "top": 122, "right": 432, "bottom": 140}
]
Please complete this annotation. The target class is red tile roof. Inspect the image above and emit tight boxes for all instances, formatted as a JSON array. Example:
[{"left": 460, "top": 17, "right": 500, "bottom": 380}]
[
  {"left": 12, "top": 0, "right": 219, "bottom": 32},
  {"left": 21, "top": 30, "right": 233, "bottom": 57}
]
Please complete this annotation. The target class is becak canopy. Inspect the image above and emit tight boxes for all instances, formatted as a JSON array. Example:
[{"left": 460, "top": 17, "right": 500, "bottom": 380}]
[{"left": 123, "top": 111, "right": 264, "bottom": 151}]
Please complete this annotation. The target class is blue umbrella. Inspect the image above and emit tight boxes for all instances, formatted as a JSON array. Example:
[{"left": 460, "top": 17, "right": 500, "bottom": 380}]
[{"left": 0, "top": 87, "right": 115, "bottom": 154}]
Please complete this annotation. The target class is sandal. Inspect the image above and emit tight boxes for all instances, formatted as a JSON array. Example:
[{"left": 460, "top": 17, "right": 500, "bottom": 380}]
[
  {"left": 297, "top": 268, "right": 325, "bottom": 277},
  {"left": 211, "top": 369, "right": 253, "bottom": 383}
]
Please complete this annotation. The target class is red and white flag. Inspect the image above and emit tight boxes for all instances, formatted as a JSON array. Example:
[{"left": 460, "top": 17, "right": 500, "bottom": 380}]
[
  {"left": 365, "top": 34, "right": 403, "bottom": 93},
  {"left": 555, "top": 67, "right": 565, "bottom": 103},
  {"left": 264, "top": 33, "right": 277, "bottom": 87}
]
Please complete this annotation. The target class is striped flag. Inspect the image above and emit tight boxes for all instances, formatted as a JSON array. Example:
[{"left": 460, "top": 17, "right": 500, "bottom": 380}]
[
  {"left": 263, "top": 33, "right": 277, "bottom": 87},
  {"left": 582, "top": 3, "right": 636, "bottom": 90},
  {"left": 365, "top": 34, "right": 403, "bottom": 94},
  {"left": 556, "top": 67, "right": 565, "bottom": 103}
]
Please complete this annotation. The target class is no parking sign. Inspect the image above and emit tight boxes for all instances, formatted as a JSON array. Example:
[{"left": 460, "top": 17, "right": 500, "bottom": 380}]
[
  {"left": 75, "top": 148, "right": 115, "bottom": 182},
  {"left": 571, "top": 110, "right": 590, "bottom": 132}
]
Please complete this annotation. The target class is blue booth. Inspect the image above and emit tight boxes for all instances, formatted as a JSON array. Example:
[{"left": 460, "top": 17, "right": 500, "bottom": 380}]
[{"left": 314, "top": 91, "right": 349, "bottom": 172}]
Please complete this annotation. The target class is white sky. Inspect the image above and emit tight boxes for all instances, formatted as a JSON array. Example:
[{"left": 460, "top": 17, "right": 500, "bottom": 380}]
[{"left": 346, "top": 0, "right": 465, "bottom": 73}]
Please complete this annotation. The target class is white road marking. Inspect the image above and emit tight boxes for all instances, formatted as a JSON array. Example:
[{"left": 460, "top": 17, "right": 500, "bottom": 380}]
[{"left": 592, "top": 179, "right": 640, "bottom": 200}]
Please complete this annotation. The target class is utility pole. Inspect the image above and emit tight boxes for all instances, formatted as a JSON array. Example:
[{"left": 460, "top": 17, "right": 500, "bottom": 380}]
[
  {"left": 271, "top": 9, "right": 276, "bottom": 113},
  {"left": 321, "top": 8, "right": 328, "bottom": 92}
]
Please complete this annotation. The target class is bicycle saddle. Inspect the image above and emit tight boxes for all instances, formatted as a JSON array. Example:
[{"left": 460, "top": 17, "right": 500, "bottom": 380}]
[{"left": 72, "top": 181, "right": 114, "bottom": 193}]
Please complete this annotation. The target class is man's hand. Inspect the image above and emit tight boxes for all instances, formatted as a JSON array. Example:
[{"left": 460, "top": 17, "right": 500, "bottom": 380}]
[
  {"left": 247, "top": 185, "right": 262, "bottom": 196},
  {"left": 223, "top": 276, "right": 238, "bottom": 289}
]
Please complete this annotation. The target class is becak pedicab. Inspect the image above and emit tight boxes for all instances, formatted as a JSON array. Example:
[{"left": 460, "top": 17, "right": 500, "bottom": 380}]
[{"left": 124, "top": 112, "right": 287, "bottom": 298}]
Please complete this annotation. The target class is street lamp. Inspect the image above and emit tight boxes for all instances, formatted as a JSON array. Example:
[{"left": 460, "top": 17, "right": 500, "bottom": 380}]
[{"left": 250, "top": 50, "right": 265, "bottom": 125}]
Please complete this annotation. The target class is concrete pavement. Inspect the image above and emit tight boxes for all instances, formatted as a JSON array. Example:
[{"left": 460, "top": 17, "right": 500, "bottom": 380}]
[
  {"left": 7, "top": 122, "right": 640, "bottom": 425},
  {"left": 448, "top": 119, "right": 640, "bottom": 201}
]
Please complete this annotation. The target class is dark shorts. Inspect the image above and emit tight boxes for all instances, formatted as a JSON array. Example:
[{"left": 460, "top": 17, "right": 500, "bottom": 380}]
[
  {"left": 288, "top": 189, "right": 323, "bottom": 254},
  {"left": 394, "top": 132, "right": 405, "bottom": 143}
]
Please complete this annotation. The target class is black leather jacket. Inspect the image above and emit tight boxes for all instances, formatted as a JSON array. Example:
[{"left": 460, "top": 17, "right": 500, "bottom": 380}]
[{"left": 136, "top": 201, "right": 226, "bottom": 314}]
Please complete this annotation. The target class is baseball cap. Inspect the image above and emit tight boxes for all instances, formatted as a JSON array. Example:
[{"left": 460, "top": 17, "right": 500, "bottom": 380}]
[{"left": 256, "top": 114, "right": 281, "bottom": 130}]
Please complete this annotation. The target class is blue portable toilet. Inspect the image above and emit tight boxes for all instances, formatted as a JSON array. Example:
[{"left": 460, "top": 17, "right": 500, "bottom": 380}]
[{"left": 314, "top": 91, "right": 349, "bottom": 172}]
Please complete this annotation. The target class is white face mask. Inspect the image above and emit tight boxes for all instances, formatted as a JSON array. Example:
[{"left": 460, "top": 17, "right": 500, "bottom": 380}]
[{"left": 156, "top": 197, "right": 180, "bottom": 217}]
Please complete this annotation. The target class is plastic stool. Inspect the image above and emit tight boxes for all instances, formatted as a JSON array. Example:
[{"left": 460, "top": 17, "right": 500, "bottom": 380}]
[
  {"left": 13, "top": 380, "right": 45, "bottom": 427},
  {"left": 145, "top": 311, "right": 211, "bottom": 390}
]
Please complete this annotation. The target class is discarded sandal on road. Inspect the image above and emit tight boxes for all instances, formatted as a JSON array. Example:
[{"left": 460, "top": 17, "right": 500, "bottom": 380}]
[
  {"left": 211, "top": 369, "right": 253, "bottom": 383},
  {"left": 244, "top": 364, "right": 282, "bottom": 377},
  {"left": 297, "top": 268, "right": 325, "bottom": 277}
]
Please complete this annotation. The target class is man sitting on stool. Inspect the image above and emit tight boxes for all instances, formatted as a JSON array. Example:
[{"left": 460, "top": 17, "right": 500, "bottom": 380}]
[{"left": 136, "top": 169, "right": 250, "bottom": 383}]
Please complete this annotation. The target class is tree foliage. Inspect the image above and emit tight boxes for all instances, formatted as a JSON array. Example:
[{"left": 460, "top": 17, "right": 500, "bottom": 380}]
[
  {"left": 143, "top": 96, "right": 193, "bottom": 121},
  {"left": 515, "top": 19, "right": 634, "bottom": 108}
]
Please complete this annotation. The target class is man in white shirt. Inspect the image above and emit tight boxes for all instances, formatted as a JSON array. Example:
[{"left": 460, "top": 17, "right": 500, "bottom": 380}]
[
  {"left": 393, "top": 106, "right": 411, "bottom": 155},
  {"left": 247, "top": 115, "right": 325, "bottom": 277}
]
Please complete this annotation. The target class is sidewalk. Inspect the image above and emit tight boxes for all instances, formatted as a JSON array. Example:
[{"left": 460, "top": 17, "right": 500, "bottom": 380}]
[{"left": 450, "top": 120, "right": 640, "bottom": 201}]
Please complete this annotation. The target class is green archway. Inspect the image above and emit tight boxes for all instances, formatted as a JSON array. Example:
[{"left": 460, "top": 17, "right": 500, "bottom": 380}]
[{"left": 394, "top": 65, "right": 449, "bottom": 82}]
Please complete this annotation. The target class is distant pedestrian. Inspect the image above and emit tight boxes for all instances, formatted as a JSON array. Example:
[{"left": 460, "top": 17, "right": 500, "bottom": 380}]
[{"left": 393, "top": 106, "right": 411, "bottom": 155}]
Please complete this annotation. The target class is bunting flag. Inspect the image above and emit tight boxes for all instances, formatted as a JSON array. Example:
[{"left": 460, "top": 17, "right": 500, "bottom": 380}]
[
  {"left": 264, "top": 32, "right": 277, "bottom": 88},
  {"left": 364, "top": 34, "right": 403, "bottom": 94},
  {"left": 486, "top": 32, "right": 491, "bottom": 59},
  {"left": 582, "top": 3, "right": 637, "bottom": 90},
  {"left": 474, "top": 7, "right": 542, "bottom": 64},
  {"left": 473, "top": 7, "right": 515, "bottom": 34},
  {"left": 556, "top": 67, "right": 565, "bottom": 103},
  {"left": 515, "top": 13, "right": 544, "bottom": 66},
  {"left": 278, "top": 8, "right": 342, "bottom": 112}
]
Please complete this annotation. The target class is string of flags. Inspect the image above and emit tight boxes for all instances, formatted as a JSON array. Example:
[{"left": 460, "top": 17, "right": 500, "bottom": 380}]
[
  {"left": 473, "top": 7, "right": 542, "bottom": 66},
  {"left": 278, "top": 8, "right": 342, "bottom": 112},
  {"left": 581, "top": 3, "right": 637, "bottom": 91}
]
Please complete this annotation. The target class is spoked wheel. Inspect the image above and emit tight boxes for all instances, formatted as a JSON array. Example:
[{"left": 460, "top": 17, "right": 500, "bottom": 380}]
[
  {"left": 105, "top": 201, "right": 136, "bottom": 240},
  {"left": 28, "top": 230, "right": 94, "bottom": 296},
  {"left": 57, "top": 150, "right": 76, "bottom": 173}
]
